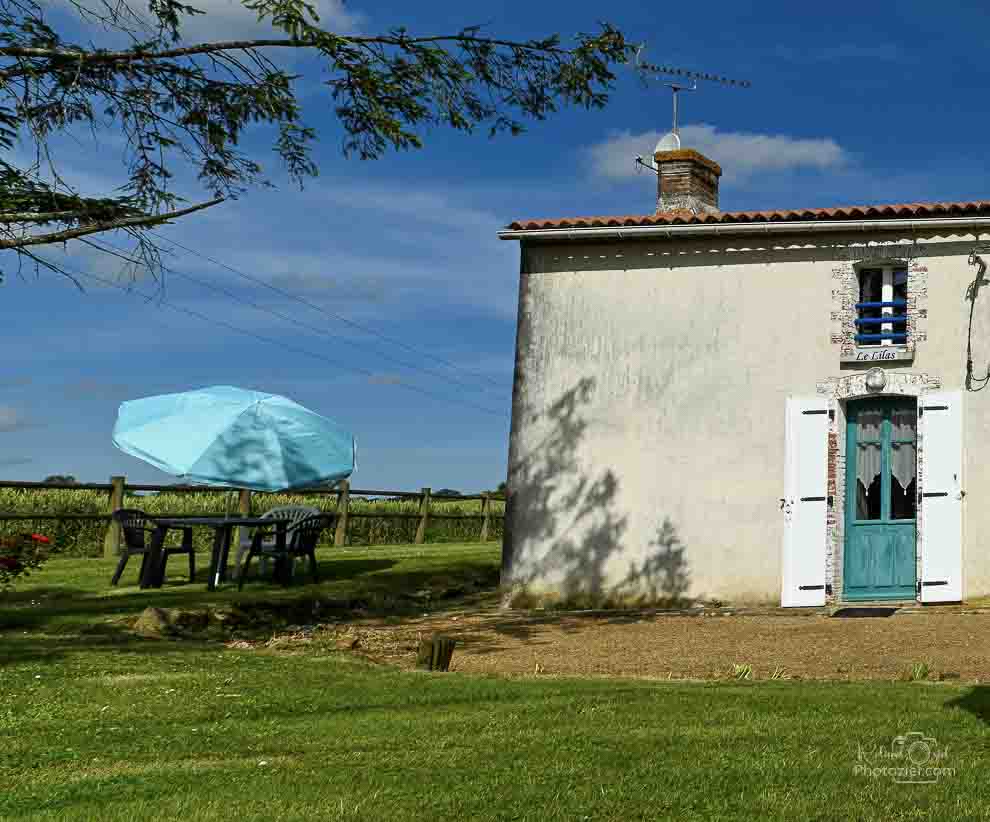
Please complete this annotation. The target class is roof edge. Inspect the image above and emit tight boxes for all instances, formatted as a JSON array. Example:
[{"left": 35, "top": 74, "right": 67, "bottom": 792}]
[
  {"left": 505, "top": 201, "right": 990, "bottom": 233},
  {"left": 498, "top": 215, "right": 990, "bottom": 242}
]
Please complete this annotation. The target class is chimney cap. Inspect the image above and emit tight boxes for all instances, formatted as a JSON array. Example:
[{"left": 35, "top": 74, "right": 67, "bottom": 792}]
[{"left": 652, "top": 147, "right": 722, "bottom": 177}]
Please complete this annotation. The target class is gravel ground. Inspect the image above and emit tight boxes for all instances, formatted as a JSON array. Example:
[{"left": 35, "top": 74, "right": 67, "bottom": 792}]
[{"left": 329, "top": 606, "right": 990, "bottom": 682}]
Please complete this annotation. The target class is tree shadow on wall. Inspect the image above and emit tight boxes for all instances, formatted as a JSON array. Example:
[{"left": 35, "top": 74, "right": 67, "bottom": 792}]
[
  {"left": 502, "top": 377, "right": 691, "bottom": 610},
  {"left": 613, "top": 518, "right": 691, "bottom": 608}
]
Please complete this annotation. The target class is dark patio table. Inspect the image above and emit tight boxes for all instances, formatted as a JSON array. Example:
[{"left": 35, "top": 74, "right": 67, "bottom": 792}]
[{"left": 140, "top": 516, "right": 292, "bottom": 591}]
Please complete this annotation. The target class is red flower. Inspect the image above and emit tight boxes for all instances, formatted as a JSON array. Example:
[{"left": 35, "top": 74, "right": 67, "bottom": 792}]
[{"left": 29, "top": 534, "right": 50, "bottom": 543}]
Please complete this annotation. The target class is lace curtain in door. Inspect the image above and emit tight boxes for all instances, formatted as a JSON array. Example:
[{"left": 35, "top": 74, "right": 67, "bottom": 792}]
[
  {"left": 890, "top": 406, "right": 917, "bottom": 496},
  {"left": 856, "top": 406, "right": 883, "bottom": 518}
]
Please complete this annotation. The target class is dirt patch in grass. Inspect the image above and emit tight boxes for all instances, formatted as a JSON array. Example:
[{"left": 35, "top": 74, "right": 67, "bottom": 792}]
[{"left": 318, "top": 608, "right": 990, "bottom": 682}]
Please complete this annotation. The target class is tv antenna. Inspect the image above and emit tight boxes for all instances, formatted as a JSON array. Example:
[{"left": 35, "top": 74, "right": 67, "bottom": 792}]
[{"left": 632, "top": 48, "right": 751, "bottom": 173}]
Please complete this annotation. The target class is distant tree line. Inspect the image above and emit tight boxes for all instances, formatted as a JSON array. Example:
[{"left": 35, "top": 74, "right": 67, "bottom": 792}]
[
  {"left": 38, "top": 475, "right": 507, "bottom": 497},
  {"left": 383, "top": 481, "right": 506, "bottom": 502}
]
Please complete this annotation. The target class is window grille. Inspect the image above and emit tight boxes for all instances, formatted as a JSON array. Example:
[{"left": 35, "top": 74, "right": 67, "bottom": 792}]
[{"left": 855, "top": 266, "right": 907, "bottom": 345}]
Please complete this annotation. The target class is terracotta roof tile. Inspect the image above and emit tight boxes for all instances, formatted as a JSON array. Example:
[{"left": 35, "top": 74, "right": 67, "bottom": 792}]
[{"left": 506, "top": 201, "right": 990, "bottom": 231}]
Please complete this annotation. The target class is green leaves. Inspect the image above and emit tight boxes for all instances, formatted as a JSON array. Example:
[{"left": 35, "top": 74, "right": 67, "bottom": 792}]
[
  {"left": 319, "top": 23, "right": 633, "bottom": 161},
  {"left": 0, "top": 159, "right": 142, "bottom": 225},
  {"left": 146, "top": 0, "right": 206, "bottom": 43},
  {"left": 0, "top": 1, "right": 637, "bottom": 277},
  {"left": 244, "top": 0, "right": 320, "bottom": 39}
]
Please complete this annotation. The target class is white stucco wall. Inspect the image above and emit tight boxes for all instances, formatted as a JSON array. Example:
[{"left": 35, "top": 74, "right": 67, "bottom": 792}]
[{"left": 503, "top": 229, "right": 990, "bottom": 605}]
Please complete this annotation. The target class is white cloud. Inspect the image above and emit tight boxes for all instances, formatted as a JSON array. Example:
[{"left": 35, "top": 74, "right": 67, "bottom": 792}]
[
  {"left": 320, "top": 185, "right": 498, "bottom": 234},
  {"left": 0, "top": 406, "right": 35, "bottom": 432},
  {"left": 0, "top": 406, "right": 19, "bottom": 430},
  {"left": 175, "top": 0, "right": 363, "bottom": 41},
  {"left": 56, "top": 0, "right": 363, "bottom": 55},
  {"left": 262, "top": 269, "right": 387, "bottom": 302},
  {"left": 586, "top": 124, "right": 848, "bottom": 184},
  {"left": 162, "top": 179, "right": 520, "bottom": 321}
]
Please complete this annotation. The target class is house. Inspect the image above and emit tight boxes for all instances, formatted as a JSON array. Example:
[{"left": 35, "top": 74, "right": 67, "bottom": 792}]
[{"left": 498, "top": 132, "right": 990, "bottom": 608}]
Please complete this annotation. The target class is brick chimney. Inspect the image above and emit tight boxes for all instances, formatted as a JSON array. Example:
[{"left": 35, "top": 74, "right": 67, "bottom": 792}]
[{"left": 654, "top": 148, "right": 722, "bottom": 216}]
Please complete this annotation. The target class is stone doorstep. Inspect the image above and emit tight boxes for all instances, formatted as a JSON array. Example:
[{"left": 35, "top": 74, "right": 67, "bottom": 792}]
[
  {"left": 829, "top": 600, "right": 989, "bottom": 615},
  {"left": 831, "top": 599, "right": 921, "bottom": 613}
]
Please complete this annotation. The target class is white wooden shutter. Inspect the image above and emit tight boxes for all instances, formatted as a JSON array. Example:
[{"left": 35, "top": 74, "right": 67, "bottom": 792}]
[
  {"left": 781, "top": 396, "right": 830, "bottom": 607},
  {"left": 920, "top": 391, "right": 964, "bottom": 603}
]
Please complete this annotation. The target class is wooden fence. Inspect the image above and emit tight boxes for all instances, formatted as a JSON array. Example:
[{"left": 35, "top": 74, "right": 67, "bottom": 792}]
[{"left": 0, "top": 477, "right": 505, "bottom": 557}]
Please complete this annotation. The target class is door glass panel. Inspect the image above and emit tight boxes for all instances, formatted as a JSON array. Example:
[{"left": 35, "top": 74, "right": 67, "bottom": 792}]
[
  {"left": 890, "top": 441, "right": 917, "bottom": 519},
  {"left": 856, "top": 442, "right": 882, "bottom": 519},
  {"left": 856, "top": 407, "right": 883, "bottom": 441},
  {"left": 891, "top": 406, "right": 916, "bottom": 440},
  {"left": 855, "top": 405, "right": 883, "bottom": 520}
]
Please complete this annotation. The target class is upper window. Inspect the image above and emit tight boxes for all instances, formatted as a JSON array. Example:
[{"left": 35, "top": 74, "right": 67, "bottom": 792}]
[{"left": 856, "top": 266, "right": 908, "bottom": 347}]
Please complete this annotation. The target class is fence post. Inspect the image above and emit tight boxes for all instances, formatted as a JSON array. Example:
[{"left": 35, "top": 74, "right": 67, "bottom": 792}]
[
  {"left": 237, "top": 488, "right": 251, "bottom": 548},
  {"left": 415, "top": 486, "right": 431, "bottom": 544},
  {"left": 479, "top": 493, "right": 491, "bottom": 542},
  {"left": 102, "top": 475, "right": 125, "bottom": 558},
  {"left": 334, "top": 479, "right": 350, "bottom": 547}
]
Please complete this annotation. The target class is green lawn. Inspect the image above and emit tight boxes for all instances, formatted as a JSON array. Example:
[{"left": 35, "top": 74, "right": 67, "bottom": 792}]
[
  {"left": 3, "top": 547, "right": 990, "bottom": 820},
  {"left": 0, "top": 542, "right": 501, "bottom": 636}
]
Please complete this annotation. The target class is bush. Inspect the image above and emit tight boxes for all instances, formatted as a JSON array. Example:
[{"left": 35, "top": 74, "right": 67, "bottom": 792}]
[{"left": 0, "top": 533, "right": 51, "bottom": 587}]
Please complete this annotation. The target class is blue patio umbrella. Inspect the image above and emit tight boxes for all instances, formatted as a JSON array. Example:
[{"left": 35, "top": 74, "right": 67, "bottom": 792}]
[{"left": 111, "top": 385, "right": 356, "bottom": 492}]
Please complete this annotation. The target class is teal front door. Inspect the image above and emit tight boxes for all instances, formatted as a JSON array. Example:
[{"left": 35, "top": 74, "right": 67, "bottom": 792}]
[{"left": 844, "top": 398, "right": 917, "bottom": 600}]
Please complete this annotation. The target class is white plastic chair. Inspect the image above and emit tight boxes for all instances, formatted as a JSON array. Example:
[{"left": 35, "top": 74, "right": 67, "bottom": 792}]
[{"left": 234, "top": 505, "right": 320, "bottom": 579}]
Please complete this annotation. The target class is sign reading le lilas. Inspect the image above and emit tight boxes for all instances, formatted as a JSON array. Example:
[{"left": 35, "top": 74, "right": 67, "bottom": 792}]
[{"left": 843, "top": 346, "right": 914, "bottom": 363}]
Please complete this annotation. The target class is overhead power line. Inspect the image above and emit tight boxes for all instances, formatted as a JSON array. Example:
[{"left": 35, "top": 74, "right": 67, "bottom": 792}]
[
  {"left": 36, "top": 251, "right": 506, "bottom": 418},
  {"left": 146, "top": 229, "right": 505, "bottom": 392},
  {"left": 88, "top": 236, "right": 500, "bottom": 398}
]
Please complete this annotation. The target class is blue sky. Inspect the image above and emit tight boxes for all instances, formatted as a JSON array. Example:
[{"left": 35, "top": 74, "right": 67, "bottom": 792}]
[{"left": 2, "top": 0, "right": 989, "bottom": 492}]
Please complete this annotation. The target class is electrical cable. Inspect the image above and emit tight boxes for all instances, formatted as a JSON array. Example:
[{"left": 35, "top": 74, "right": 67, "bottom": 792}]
[
  {"left": 87, "top": 236, "right": 502, "bottom": 398},
  {"left": 146, "top": 229, "right": 506, "bottom": 393},
  {"left": 965, "top": 251, "right": 990, "bottom": 392}
]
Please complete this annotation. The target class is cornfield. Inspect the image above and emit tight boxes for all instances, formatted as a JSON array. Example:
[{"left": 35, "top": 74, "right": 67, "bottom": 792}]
[{"left": 0, "top": 487, "right": 505, "bottom": 556}]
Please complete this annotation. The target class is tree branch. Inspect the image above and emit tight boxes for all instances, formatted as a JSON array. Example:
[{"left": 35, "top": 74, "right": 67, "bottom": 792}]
[
  {"left": 0, "top": 210, "right": 91, "bottom": 222},
  {"left": 0, "top": 33, "right": 576, "bottom": 65},
  {"left": 0, "top": 197, "right": 224, "bottom": 249}
]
